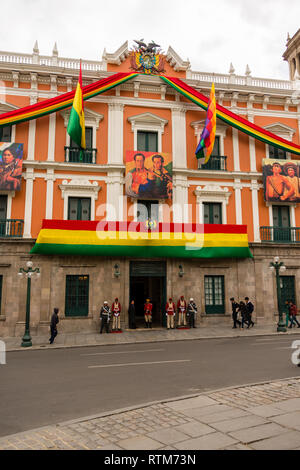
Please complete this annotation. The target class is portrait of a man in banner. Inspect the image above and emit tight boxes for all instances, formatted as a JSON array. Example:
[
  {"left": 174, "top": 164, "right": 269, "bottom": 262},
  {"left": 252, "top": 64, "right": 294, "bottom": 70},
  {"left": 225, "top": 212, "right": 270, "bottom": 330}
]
[
  {"left": 125, "top": 151, "right": 172, "bottom": 199},
  {"left": 263, "top": 158, "right": 300, "bottom": 203},
  {"left": 0, "top": 143, "right": 23, "bottom": 191}
]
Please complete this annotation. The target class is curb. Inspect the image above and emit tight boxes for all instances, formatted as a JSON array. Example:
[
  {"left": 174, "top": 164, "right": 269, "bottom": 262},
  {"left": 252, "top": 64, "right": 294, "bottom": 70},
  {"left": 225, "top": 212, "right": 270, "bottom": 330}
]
[{"left": 4, "top": 328, "right": 300, "bottom": 352}]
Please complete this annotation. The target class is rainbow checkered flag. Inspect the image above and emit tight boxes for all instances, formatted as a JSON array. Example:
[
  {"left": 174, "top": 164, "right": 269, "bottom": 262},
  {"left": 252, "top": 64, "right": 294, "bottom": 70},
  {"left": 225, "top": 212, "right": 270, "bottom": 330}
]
[{"left": 196, "top": 83, "right": 216, "bottom": 163}]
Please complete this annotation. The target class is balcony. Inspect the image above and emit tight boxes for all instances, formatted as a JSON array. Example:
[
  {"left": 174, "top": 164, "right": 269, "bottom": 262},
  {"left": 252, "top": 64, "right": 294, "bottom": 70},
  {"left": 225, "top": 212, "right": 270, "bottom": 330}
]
[
  {"left": 198, "top": 155, "right": 227, "bottom": 171},
  {"left": 260, "top": 226, "right": 300, "bottom": 243},
  {"left": 64, "top": 147, "right": 97, "bottom": 164},
  {"left": 0, "top": 219, "right": 24, "bottom": 238}
]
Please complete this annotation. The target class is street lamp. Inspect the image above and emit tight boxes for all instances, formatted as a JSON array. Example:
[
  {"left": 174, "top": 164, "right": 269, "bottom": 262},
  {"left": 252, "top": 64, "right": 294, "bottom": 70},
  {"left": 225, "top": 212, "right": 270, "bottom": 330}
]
[
  {"left": 18, "top": 261, "right": 40, "bottom": 347},
  {"left": 269, "top": 256, "right": 287, "bottom": 333}
]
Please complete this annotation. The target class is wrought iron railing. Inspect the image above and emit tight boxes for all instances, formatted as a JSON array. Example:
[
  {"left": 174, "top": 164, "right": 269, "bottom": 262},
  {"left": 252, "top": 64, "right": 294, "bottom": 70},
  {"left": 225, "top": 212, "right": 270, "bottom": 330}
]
[
  {"left": 0, "top": 219, "right": 24, "bottom": 238},
  {"left": 198, "top": 155, "right": 227, "bottom": 171},
  {"left": 260, "top": 226, "right": 300, "bottom": 243},
  {"left": 64, "top": 147, "right": 97, "bottom": 164}
]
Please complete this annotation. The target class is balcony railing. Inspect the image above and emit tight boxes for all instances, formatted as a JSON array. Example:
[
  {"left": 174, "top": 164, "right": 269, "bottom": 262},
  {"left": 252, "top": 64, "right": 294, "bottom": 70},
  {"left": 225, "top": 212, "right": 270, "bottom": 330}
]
[
  {"left": 0, "top": 219, "right": 24, "bottom": 238},
  {"left": 260, "top": 226, "right": 300, "bottom": 243},
  {"left": 64, "top": 147, "right": 97, "bottom": 164},
  {"left": 198, "top": 155, "right": 227, "bottom": 171}
]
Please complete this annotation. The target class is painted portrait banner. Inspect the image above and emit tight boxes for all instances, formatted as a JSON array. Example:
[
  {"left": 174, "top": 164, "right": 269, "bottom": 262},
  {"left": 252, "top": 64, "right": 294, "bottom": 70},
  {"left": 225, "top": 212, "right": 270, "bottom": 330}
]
[
  {"left": 0, "top": 143, "right": 23, "bottom": 191},
  {"left": 263, "top": 158, "right": 300, "bottom": 203},
  {"left": 125, "top": 151, "right": 172, "bottom": 200}
]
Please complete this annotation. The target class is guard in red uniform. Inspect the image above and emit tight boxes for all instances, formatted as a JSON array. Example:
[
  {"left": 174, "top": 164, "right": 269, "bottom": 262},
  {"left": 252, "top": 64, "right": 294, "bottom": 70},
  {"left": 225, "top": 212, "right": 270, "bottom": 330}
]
[
  {"left": 144, "top": 299, "right": 153, "bottom": 328},
  {"left": 177, "top": 295, "right": 187, "bottom": 327},
  {"left": 166, "top": 298, "right": 176, "bottom": 329},
  {"left": 112, "top": 298, "right": 121, "bottom": 331}
]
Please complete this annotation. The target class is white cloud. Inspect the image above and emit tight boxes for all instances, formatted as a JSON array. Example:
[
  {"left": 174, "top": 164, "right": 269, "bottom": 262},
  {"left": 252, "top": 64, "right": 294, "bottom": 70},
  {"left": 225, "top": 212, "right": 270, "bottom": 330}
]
[{"left": 0, "top": 0, "right": 299, "bottom": 79}]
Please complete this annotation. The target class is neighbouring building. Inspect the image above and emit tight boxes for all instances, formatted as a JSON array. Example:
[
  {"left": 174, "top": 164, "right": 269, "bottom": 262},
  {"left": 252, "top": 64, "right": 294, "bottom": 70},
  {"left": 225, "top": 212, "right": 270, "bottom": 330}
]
[{"left": 0, "top": 31, "right": 300, "bottom": 338}]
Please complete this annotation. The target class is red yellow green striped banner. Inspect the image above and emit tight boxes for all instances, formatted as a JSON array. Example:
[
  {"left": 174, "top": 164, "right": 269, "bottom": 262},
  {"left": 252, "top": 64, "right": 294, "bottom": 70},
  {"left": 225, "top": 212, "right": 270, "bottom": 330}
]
[
  {"left": 161, "top": 76, "right": 300, "bottom": 156},
  {"left": 30, "top": 220, "right": 253, "bottom": 259},
  {"left": 0, "top": 72, "right": 137, "bottom": 127}
]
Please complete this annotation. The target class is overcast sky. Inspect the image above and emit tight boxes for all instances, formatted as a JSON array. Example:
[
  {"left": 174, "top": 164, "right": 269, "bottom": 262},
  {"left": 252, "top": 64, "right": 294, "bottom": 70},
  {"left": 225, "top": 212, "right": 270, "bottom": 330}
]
[{"left": 0, "top": 0, "right": 299, "bottom": 80}]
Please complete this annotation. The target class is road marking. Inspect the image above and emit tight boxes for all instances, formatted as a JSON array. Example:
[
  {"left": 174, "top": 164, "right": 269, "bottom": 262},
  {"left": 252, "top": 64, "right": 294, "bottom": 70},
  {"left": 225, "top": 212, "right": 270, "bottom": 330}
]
[
  {"left": 81, "top": 348, "right": 164, "bottom": 357},
  {"left": 88, "top": 360, "right": 191, "bottom": 369}
]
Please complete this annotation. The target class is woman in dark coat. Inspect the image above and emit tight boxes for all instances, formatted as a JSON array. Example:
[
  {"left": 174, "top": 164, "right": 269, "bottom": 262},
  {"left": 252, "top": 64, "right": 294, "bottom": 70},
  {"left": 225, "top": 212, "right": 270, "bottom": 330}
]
[{"left": 128, "top": 300, "right": 136, "bottom": 329}]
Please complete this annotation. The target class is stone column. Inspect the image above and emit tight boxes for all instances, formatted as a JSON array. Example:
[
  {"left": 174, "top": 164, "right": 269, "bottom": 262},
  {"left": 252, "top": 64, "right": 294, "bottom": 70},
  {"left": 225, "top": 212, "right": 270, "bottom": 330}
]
[
  {"left": 172, "top": 106, "right": 187, "bottom": 168},
  {"left": 27, "top": 95, "right": 37, "bottom": 161},
  {"left": 232, "top": 128, "right": 240, "bottom": 171},
  {"left": 234, "top": 180, "right": 243, "bottom": 225},
  {"left": 45, "top": 170, "right": 56, "bottom": 219},
  {"left": 108, "top": 102, "right": 124, "bottom": 164},
  {"left": 23, "top": 168, "right": 35, "bottom": 238}
]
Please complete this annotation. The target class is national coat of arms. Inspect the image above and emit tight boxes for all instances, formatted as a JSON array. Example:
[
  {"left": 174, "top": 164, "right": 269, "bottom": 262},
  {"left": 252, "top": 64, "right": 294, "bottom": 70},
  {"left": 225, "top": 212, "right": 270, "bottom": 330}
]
[{"left": 130, "top": 39, "right": 165, "bottom": 75}]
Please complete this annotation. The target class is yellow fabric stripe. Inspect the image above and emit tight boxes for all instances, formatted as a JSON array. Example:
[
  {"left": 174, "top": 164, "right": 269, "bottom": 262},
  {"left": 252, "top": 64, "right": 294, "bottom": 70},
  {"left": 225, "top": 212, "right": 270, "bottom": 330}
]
[{"left": 36, "top": 229, "right": 248, "bottom": 247}]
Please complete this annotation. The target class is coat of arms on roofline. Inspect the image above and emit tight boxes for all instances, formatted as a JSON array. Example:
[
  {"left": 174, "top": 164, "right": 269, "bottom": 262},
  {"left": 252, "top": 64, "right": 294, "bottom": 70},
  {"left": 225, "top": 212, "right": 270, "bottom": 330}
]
[{"left": 130, "top": 39, "right": 165, "bottom": 75}]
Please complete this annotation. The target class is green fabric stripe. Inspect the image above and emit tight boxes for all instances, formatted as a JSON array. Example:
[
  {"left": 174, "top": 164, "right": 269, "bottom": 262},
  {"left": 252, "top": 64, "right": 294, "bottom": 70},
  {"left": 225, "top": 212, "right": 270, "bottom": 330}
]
[
  {"left": 161, "top": 77, "right": 300, "bottom": 156},
  {"left": 30, "top": 243, "right": 253, "bottom": 258},
  {"left": 67, "top": 107, "right": 82, "bottom": 148}
]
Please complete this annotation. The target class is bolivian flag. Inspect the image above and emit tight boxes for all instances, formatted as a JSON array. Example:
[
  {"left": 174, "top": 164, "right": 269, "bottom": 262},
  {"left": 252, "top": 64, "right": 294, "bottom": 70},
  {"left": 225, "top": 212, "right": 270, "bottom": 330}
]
[
  {"left": 67, "top": 60, "right": 85, "bottom": 149},
  {"left": 31, "top": 220, "right": 253, "bottom": 259}
]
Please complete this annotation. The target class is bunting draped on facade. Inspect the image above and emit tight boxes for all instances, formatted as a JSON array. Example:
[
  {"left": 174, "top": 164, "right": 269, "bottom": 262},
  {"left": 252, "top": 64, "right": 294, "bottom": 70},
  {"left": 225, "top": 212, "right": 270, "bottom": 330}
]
[
  {"left": 0, "top": 72, "right": 137, "bottom": 127},
  {"left": 30, "top": 220, "right": 253, "bottom": 259},
  {"left": 0, "top": 71, "right": 299, "bottom": 156},
  {"left": 161, "top": 76, "right": 300, "bottom": 156}
]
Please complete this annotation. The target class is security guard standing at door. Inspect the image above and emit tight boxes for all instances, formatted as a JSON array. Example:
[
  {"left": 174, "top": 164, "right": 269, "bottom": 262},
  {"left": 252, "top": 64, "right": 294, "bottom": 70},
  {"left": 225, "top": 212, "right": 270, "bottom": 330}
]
[{"left": 144, "top": 298, "right": 153, "bottom": 328}]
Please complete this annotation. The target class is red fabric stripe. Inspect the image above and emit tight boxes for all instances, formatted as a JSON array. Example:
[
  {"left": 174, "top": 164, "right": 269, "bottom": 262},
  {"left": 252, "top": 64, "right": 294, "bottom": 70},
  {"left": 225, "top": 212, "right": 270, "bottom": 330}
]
[
  {"left": 41, "top": 220, "right": 247, "bottom": 235},
  {"left": 167, "top": 76, "right": 300, "bottom": 151},
  {"left": 0, "top": 73, "right": 133, "bottom": 120}
]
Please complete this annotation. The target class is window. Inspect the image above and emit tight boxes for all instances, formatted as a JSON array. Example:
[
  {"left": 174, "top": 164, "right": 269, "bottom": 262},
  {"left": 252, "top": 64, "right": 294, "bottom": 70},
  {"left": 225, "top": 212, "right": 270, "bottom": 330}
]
[
  {"left": 0, "top": 126, "right": 11, "bottom": 142},
  {"left": 65, "top": 275, "right": 89, "bottom": 317},
  {"left": 137, "top": 131, "right": 158, "bottom": 152},
  {"left": 211, "top": 136, "right": 220, "bottom": 156},
  {"left": 0, "top": 196, "right": 7, "bottom": 237},
  {"left": 205, "top": 276, "right": 225, "bottom": 314},
  {"left": 68, "top": 197, "right": 91, "bottom": 221},
  {"left": 137, "top": 200, "right": 159, "bottom": 222},
  {"left": 70, "top": 127, "right": 93, "bottom": 148},
  {"left": 269, "top": 145, "right": 286, "bottom": 160},
  {"left": 203, "top": 203, "right": 222, "bottom": 224},
  {"left": 272, "top": 205, "right": 291, "bottom": 242}
]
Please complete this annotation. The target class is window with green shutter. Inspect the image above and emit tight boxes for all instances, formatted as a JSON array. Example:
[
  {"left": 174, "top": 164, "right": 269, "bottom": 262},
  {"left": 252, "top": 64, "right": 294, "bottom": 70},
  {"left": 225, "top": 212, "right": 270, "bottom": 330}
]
[
  {"left": 137, "top": 131, "right": 158, "bottom": 152},
  {"left": 65, "top": 275, "right": 89, "bottom": 317},
  {"left": 68, "top": 197, "right": 91, "bottom": 221},
  {"left": 0, "top": 275, "right": 2, "bottom": 314},
  {"left": 205, "top": 275, "right": 225, "bottom": 314}
]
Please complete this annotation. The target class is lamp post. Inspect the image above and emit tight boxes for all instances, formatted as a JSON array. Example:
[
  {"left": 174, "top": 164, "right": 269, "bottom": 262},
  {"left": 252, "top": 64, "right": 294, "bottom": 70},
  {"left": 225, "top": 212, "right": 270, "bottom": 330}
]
[
  {"left": 269, "top": 256, "right": 287, "bottom": 333},
  {"left": 18, "top": 261, "right": 40, "bottom": 347}
]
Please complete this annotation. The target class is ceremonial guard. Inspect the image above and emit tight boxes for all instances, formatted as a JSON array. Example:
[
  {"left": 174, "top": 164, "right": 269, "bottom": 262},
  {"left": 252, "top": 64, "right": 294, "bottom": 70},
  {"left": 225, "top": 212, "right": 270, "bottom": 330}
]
[
  {"left": 187, "top": 298, "right": 197, "bottom": 328},
  {"left": 177, "top": 295, "right": 187, "bottom": 327},
  {"left": 100, "top": 301, "right": 111, "bottom": 334},
  {"left": 112, "top": 298, "right": 122, "bottom": 331},
  {"left": 144, "top": 298, "right": 153, "bottom": 328},
  {"left": 166, "top": 298, "right": 176, "bottom": 329}
]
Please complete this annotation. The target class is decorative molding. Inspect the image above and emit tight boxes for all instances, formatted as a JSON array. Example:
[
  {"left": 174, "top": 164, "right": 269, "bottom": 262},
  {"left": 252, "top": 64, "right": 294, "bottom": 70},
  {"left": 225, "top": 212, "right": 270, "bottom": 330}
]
[
  {"left": 194, "top": 185, "right": 231, "bottom": 225},
  {"left": 102, "top": 41, "right": 129, "bottom": 65},
  {"left": 166, "top": 46, "right": 191, "bottom": 72},
  {"left": 59, "top": 179, "right": 101, "bottom": 221},
  {"left": 128, "top": 112, "right": 168, "bottom": 152}
]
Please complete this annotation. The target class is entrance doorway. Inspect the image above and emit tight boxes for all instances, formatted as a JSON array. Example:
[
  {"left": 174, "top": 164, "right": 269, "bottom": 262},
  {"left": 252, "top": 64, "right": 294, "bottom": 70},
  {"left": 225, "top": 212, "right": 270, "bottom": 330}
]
[{"left": 130, "top": 261, "right": 166, "bottom": 327}]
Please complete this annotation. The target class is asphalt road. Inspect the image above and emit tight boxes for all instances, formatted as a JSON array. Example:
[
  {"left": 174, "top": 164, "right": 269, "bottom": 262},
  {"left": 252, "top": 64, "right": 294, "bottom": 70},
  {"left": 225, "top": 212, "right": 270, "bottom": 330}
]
[{"left": 1, "top": 335, "right": 300, "bottom": 437}]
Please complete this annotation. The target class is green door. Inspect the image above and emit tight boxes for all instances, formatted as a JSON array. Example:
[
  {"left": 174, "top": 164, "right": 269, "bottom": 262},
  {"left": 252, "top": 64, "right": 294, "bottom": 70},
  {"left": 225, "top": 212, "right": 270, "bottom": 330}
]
[
  {"left": 65, "top": 275, "right": 89, "bottom": 317},
  {"left": 272, "top": 206, "right": 290, "bottom": 242},
  {"left": 279, "top": 276, "right": 295, "bottom": 314},
  {"left": 205, "top": 276, "right": 225, "bottom": 314}
]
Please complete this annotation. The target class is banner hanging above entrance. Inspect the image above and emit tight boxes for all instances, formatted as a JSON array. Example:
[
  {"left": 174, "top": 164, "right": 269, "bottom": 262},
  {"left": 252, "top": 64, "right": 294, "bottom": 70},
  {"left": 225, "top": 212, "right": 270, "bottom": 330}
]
[{"left": 31, "top": 220, "right": 253, "bottom": 259}]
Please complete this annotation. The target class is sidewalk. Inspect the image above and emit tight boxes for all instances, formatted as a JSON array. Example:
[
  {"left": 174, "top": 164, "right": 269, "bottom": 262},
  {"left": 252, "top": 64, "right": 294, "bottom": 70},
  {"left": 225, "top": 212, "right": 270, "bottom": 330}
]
[
  {"left": 0, "top": 377, "right": 300, "bottom": 450},
  {"left": 3, "top": 322, "right": 300, "bottom": 352}
]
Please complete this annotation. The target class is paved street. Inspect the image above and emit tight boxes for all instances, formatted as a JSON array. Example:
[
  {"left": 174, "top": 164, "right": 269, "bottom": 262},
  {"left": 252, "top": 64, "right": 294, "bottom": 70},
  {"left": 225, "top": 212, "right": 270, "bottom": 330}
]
[
  {"left": 1, "top": 326, "right": 300, "bottom": 446},
  {"left": 0, "top": 377, "right": 300, "bottom": 450}
]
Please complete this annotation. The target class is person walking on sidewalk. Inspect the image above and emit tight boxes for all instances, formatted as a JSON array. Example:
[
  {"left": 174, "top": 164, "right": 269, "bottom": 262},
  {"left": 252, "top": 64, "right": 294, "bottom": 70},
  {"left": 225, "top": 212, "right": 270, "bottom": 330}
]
[
  {"left": 166, "top": 298, "right": 176, "bottom": 329},
  {"left": 230, "top": 297, "right": 241, "bottom": 329},
  {"left": 239, "top": 301, "right": 248, "bottom": 329},
  {"left": 49, "top": 308, "right": 59, "bottom": 344},
  {"left": 245, "top": 297, "right": 255, "bottom": 328},
  {"left": 112, "top": 298, "right": 121, "bottom": 331},
  {"left": 288, "top": 301, "right": 300, "bottom": 328},
  {"left": 100, "top": 301, "right": 111, "bottom": 334},
  {"left": 187, "top": 298, "right": 197, "bottom": 328}
]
